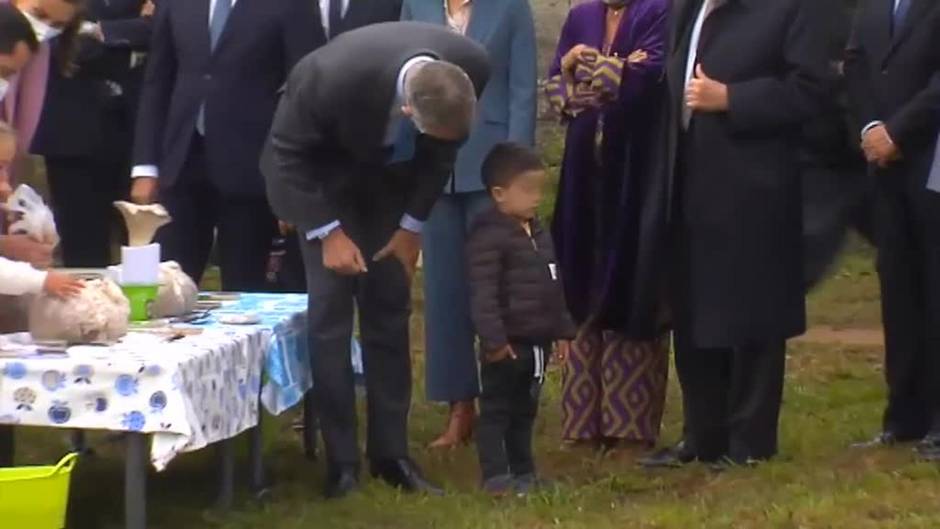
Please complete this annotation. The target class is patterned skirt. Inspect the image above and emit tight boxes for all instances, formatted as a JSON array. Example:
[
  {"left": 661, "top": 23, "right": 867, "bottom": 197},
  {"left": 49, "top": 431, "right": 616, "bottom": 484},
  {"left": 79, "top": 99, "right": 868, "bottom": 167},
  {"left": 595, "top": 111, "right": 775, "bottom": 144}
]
[{"left": 561, "top": 330, "right": 669, "bottom": 443}]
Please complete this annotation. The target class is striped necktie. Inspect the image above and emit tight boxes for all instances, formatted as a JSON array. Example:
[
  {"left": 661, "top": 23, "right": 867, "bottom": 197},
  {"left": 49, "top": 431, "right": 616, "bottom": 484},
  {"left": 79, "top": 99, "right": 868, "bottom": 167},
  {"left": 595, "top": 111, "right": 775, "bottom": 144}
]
[{"left": 210, "top": 0, "right": 233, "bottom": 50}]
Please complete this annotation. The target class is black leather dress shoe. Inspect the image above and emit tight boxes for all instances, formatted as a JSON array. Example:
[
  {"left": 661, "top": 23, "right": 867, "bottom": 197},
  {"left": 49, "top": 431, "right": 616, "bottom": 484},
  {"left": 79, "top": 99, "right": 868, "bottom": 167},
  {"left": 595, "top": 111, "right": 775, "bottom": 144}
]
[
  {"left": 708, "top": 456, "right": 762, "bottom": 473},
  {"left": 324, "top": 466, "right": 360, "bottom": 499},
  {"left": 638, "top": 441, "right": 696, "bottom": 469},
  {"left": 370, "top": 458, "right": 444, "bottom": 496}
]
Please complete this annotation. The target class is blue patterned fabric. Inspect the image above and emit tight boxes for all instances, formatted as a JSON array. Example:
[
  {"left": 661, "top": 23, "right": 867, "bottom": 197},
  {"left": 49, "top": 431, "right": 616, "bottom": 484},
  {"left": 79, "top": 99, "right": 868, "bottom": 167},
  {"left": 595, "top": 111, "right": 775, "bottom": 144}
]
[{"left": 194, "top": 293, "right": 362, "bottom": 415}]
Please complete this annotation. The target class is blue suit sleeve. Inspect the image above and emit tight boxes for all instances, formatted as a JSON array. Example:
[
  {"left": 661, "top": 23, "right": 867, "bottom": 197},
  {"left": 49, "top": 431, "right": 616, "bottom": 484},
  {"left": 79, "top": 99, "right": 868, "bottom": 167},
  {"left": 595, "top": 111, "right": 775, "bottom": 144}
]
[{"left": 507, "top": 0, "right": 537, "bottom": 147}]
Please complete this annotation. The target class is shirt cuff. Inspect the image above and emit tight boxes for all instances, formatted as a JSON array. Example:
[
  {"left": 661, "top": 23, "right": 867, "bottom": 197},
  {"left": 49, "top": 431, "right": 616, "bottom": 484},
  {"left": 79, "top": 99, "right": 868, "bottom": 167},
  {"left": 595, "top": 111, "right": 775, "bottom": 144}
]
[
  {"left": 306, "top": 221, "right": 341, "bottom": 241},
  {"left": 131, "top": 165, "right": 159, "bottom": 178},
  {"left": 861, "top": 121, "right": 883, "bottom": 138},
  {"left": 399, "top": 214, "right": 424, "bottom": 234}
]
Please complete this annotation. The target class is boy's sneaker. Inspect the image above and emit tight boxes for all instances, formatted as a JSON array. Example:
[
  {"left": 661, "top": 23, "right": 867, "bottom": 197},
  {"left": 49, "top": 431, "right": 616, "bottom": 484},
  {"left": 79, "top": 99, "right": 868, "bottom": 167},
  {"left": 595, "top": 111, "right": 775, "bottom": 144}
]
[
  {"left": 513, "top": 473, "right": 556, "bottom": 495},
  {"left": 481, "top": 474, "right": 515, "bottom": 497}
]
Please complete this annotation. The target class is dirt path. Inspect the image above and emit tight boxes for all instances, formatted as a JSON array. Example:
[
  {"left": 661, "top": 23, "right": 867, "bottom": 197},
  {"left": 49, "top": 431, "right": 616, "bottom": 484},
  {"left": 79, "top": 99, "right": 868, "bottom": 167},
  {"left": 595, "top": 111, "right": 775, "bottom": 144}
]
[{"left": 796, "top": 326, "right": 884, "bottom": 347}]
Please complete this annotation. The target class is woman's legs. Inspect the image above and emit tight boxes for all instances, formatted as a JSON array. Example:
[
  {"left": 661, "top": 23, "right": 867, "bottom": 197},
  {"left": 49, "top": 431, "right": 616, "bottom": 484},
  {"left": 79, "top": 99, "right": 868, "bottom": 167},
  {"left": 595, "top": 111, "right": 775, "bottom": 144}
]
[
  {"left": 423, "top": 191, "right": 491, "bottom": 447},
  {"left": 562, "top": 330, "right": 669, "bottom": 445}
]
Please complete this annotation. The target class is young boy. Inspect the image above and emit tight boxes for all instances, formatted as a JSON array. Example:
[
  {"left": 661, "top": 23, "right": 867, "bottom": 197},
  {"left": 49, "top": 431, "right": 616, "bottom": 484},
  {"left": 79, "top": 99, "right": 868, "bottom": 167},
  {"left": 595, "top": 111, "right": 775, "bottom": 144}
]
[
  {"left": 467, "top": 142, "right": 576, "bottom": 495},
  {"left": 0, "top": 121, "right": 82, "bottom": 298}
]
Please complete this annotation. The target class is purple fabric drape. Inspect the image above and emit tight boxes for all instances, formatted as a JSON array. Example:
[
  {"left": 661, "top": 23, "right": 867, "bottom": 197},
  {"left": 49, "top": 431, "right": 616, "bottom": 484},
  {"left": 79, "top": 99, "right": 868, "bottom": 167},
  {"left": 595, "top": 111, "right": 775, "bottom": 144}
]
[{"left": 549, "top": 0, "right": 668, "bottom": 335}]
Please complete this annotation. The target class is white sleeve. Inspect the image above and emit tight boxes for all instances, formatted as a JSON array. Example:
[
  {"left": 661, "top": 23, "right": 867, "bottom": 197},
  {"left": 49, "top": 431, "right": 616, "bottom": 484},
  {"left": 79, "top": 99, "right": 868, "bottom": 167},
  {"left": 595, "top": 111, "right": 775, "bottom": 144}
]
[
  {"left": 131, "top": 165, "right": 159, "bottom": 178},
  {"left": 0, "top": 257, "right": 47, "bottom": 296}
]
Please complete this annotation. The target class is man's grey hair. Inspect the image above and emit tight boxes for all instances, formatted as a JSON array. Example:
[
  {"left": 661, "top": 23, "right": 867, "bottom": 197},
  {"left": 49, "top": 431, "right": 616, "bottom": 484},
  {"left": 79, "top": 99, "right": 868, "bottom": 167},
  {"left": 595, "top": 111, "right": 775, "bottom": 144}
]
[{"left": 404, "top": 61, "right": 476, "bottom": 139}]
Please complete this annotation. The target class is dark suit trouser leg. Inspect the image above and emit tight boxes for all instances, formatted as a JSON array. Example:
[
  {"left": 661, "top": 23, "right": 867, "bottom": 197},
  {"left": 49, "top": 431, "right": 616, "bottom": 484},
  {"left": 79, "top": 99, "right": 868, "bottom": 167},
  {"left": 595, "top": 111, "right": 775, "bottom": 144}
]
[
  {"left": 356, "top": 192, "right": 412, "bottom": 462},
  {"left": 299, "top": 236, "right": 359, "bottom": 467},
  {"left": 215, "top": 197, "right": 277, "bottom": 292},
  {"left": 674, "top": 333, "right": 729, "bottom": 462},
  {"left": 727, "top": 341, "right": 786, "bottom": 461},
  {"left": 875, "top": 186, "right": 932, "bottom": 439},
  {"left": 155, "top": 141, "right": 217, "bottom": 285},
  {"left": 46, "top": 156, "right": 126, "bottom": 268},
  {"left": 676, "top": 335, "right": 785, "bottom": 462}
]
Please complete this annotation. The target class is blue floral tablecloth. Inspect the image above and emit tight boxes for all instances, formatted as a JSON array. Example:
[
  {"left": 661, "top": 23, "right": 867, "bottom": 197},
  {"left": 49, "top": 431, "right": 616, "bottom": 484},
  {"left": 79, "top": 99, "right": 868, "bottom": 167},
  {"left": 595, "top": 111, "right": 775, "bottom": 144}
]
[{"left": 0, "top": 293, "right": 362, "bottom": 471}]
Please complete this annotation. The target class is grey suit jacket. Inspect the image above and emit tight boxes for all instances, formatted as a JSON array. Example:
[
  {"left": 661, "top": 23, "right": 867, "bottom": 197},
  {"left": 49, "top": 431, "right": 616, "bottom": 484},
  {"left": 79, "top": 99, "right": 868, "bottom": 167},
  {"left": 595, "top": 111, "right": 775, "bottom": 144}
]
[{"left": 261, "top": 22, "right": 490, "bottom": 234}]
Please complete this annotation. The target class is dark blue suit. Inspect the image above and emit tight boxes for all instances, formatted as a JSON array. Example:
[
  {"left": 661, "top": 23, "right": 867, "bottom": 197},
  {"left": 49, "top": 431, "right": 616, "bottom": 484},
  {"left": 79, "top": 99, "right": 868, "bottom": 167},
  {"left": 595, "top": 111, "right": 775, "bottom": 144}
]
[
  {"left": 133, "top": 0, "right": 321, "bottom": 288},
  {"left": 31, "top": 0, "right": 153, "bottom": 267}
]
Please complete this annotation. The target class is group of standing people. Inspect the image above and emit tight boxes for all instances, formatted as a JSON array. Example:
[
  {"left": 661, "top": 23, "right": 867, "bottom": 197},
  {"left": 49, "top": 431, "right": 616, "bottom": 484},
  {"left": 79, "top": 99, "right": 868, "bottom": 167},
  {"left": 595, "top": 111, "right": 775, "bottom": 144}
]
[{"left": 1, "top": 0, "right": 940, "bottom": 499}]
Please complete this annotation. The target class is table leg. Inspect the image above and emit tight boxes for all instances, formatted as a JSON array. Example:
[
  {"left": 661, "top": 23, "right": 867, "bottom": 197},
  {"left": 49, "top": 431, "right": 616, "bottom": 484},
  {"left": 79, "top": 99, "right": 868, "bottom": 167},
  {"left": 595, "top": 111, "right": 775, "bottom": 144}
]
[
  {"left": 302, "top": 391, "right": 319, "bottom": 461},
  {"left": 71, "top": 430, "right": 90, "bottom": 455},
  {"left": 0, "top": 425, "right": 13, "bottom": 467},
  {"left": 125, "top": 433, "right": 148, "bottom": 529},
  {"left": 248, "top": 415, "right": 269, "bottom": 498},
  {"left": 216, "top": 438, "right": 235, "bottom": 509}
]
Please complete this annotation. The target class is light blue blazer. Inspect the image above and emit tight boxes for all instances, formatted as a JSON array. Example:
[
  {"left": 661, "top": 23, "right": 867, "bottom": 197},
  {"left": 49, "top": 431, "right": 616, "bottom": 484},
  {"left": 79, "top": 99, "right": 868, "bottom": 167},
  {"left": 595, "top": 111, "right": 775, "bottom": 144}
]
[{"left": 401, "top": 0, "right": 537, "bottom": 193}]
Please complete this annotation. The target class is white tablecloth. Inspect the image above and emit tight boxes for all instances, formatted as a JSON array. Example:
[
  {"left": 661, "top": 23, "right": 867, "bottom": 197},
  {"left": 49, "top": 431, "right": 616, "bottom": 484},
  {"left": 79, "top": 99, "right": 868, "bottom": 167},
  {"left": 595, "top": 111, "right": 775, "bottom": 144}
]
[{"left": 0, "top": 293, "right": 309, "bottom": 470}]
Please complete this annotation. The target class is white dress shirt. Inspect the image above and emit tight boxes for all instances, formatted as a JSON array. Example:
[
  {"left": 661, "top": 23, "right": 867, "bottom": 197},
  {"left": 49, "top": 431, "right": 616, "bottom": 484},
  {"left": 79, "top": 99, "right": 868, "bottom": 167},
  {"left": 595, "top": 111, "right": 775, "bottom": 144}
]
[
  {"left": 306, "top": 56, "right": 435, "bottom": 241},
  {"left": 319, "top": 0, "right": 350, "bottom": 37},
  {"left": 132, "top": 0, "right": 239, "bottom": 178}
]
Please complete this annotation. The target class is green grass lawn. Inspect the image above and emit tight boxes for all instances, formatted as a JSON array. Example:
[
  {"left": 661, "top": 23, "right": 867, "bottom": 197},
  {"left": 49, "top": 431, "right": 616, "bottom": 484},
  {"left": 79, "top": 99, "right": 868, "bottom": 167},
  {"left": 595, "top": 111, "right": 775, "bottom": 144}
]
[{"left": 14, "top": 241, "right": 940, "bottom": 529}]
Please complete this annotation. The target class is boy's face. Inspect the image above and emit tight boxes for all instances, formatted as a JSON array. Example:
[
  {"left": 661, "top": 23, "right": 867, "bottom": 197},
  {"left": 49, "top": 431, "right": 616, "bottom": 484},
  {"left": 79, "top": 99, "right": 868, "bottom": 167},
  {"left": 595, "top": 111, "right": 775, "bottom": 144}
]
[{"left": 492, "top": 169, "right": 546, "bottom": 221}]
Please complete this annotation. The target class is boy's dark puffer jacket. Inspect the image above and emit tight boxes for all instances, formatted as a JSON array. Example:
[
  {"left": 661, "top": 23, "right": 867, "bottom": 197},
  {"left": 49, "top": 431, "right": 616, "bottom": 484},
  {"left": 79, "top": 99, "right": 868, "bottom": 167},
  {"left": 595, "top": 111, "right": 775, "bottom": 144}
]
[{"left": 466, "top": 207, "right": 577, "bottom": 354}]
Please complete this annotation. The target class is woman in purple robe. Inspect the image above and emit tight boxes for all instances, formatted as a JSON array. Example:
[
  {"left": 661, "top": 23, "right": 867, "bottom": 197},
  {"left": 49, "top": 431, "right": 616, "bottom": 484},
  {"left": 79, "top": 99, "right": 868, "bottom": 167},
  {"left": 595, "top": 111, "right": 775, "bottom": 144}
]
[{"left": 546, "top": 0, "right": 670, "bottom": 449}]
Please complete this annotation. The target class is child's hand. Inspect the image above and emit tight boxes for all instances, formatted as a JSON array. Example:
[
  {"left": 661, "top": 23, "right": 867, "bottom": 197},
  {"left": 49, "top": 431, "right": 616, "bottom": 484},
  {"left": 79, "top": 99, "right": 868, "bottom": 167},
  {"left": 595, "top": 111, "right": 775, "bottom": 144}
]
[
  {"left": 485, "top": 345, "right": 517, "bottom": 364},
  {"left": 43, "top": 272, "right": 84, "bottom": 298},
  {"left": 554, "top": 340, "right": 572, "bottom": 364}
]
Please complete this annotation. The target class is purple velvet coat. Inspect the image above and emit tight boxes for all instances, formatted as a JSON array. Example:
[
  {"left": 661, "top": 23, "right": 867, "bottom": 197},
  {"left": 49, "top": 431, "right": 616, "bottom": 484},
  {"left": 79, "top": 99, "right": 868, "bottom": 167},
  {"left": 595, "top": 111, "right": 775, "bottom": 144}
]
[{"left": 549, "top": 0, "right": 669, "bottom": 336}]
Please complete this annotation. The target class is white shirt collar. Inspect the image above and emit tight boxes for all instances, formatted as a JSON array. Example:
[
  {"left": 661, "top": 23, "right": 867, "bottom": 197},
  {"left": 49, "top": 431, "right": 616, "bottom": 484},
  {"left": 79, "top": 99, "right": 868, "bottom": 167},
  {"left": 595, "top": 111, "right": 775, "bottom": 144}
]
[{"left": 396, "top": 55, "right": 435, "bottom": 101}]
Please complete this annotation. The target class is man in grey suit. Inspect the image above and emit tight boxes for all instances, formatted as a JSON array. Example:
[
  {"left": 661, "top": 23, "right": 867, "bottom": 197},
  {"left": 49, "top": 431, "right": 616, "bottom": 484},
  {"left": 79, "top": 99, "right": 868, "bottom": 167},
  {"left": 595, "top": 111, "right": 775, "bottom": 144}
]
[{"left": 262, "top": 21, "right": 489, "bottom": 498}]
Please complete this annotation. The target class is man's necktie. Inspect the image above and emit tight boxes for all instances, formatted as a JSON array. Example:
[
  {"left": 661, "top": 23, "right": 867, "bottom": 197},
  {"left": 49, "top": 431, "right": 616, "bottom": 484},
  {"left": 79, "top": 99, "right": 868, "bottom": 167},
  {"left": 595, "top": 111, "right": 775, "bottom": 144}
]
[
  {"left": 329, "top": 0, "right": 343, "bottom": 40},
  {"left": 893, "top": 0, "right": 911, "bottom": 35},
  {"left": 198, "top": 0, "right": 233, "bottom": 135},
  {"left": 927, "top": 135, "right": 940, "bottom": 193},
  {"left": 210, "top": 0, "right": 233, "bottom": 50},
  {"left": 387, "top": 118, "right": 417, "bottom": 165}
]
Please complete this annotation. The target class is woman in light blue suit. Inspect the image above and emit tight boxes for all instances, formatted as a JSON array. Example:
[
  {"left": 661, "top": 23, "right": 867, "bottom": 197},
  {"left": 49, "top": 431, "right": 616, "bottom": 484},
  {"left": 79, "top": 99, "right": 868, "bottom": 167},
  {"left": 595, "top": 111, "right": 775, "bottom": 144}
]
[{"left": 401, "top": 0, "right": 537, "bottom": 448}]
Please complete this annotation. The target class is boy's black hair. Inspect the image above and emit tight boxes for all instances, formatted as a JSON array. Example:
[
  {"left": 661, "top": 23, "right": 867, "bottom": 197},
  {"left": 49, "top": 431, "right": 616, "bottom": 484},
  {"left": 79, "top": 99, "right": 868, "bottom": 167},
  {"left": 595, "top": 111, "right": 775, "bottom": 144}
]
[
  {"left": 0, "top": 5, "right": 39, "bottom": 55},
  {"left": 481, "top": 142, "right": 544, "bottom": 192}
]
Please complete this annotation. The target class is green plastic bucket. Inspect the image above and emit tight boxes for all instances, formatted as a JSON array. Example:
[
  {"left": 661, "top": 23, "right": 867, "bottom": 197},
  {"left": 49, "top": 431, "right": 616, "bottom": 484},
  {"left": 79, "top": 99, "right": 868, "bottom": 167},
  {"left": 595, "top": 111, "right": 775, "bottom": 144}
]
[
  {"left": 122, "top": 284, "right": 160, "bottom": 321},
  {"left": 0, "top": 453, "right": 78, "bottom": 529}
]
